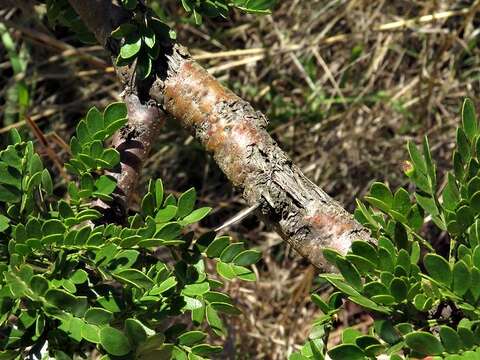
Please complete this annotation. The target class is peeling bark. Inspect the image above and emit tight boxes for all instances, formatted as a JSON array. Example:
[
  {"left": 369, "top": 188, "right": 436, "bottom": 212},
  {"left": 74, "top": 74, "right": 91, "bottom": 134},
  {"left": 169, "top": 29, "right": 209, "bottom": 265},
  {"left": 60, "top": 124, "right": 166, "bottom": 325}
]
[
  {"left": 106, "top": 93, "right": 165, "bottom": 215},
  {"left": 68, "top": 0, "right": 373, "bottom": 270}
]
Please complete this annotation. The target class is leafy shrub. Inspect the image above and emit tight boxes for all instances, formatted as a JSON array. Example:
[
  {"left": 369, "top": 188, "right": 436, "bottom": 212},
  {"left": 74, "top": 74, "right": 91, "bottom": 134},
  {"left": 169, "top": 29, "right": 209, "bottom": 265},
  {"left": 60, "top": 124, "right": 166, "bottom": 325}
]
[
  {"left": 0, "top": 103, "right": 261, "bottom": 359},
  {"left": 291, "top": 98, "right": 480, "bottom": 360}
]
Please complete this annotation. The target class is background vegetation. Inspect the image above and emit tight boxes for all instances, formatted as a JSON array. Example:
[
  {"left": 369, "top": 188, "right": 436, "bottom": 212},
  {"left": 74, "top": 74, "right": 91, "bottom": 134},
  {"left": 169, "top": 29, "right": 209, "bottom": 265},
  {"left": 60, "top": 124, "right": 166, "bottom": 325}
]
[{"left": 1, "top": 0, "right": 480, "bottom": 358}]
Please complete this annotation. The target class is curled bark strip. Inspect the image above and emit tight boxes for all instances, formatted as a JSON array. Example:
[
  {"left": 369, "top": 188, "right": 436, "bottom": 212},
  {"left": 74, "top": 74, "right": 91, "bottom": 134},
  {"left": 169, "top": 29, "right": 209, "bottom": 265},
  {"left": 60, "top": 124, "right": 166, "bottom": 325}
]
[
  {"left": 68, "top": 0, "right": 373, "bottom": 270},
  {"left": 106, "top": 93, "right": 165, "bottom": 212}
]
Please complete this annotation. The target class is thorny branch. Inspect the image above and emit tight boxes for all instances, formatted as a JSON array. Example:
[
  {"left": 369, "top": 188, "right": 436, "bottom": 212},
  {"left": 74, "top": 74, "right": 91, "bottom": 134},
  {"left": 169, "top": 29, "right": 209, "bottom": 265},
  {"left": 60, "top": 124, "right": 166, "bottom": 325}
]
[{"left": 68, "top": 0, "right": 373, "bottom": 270}]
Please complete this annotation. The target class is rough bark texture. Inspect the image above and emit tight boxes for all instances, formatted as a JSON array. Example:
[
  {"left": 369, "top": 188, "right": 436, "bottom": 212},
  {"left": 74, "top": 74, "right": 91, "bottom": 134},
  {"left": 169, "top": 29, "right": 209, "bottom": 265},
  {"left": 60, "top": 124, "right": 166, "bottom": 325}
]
[
  {"left": 106, "top": 93, "right": 165, "bottom": 214},
  {"left": 68, "top": 0, "right": 373, "bottom": 270}
]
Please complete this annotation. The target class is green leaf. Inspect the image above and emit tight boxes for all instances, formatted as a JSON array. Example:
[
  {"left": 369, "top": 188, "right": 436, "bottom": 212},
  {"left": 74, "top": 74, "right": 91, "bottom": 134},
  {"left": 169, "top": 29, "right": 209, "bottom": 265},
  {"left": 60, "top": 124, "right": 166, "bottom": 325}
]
[
  {"left": 473, "top": 246, "right": 480, "bottom": 268},
  {"left": 206, "top": 305, "right": 225, "bottom": 336},
  {"left": 327, "top": 344, "right": 365, "bottom": 360},
  {"left": 423, "top": 136, "right": 436, "bottom": 187},
  {"left": 113, "top": 269, "right": 153, "bottom": 289},
  {"left": 205, "top": 236, "right": 230, "bottom": 258},
  {"left": 215, "top": 261, "right": 236, "bottom": 280},
  {"left": 124, "top": 318, "right": 147, "bottom": 346},
  {"left": 95, "top": 175, "right": 117, "bottom": 195},
  {"left": 408, "top": 141, "right": 427, "bottom": 174},
  {"left": 363, "top": 282, "right": 389, "bottom": 298},
  {"left": 374, "top": 319, "right": 401, "bottom": 345},
  {"left": 0, "top": 164, "right": 21, "bottom": 188},
  {"left": 440, "top": 326, "right": 462, "bottom": 354},
  {"left": 231, "top": 264, "right": 256, "bottom": 281},
  {"left": 393, "top": 187, "right": 411, "bottom": 215},
  {"left": 351, "top": 241, "right": 378, "bottom": 265},
  {"left": 156, "top": 222, "right": 181, "bottom": 240},
  {"left": 442, "top": 173, "right": 460, "bottom": 211},
  {"left": 453, "top": 260, "right": 471, "bottom": 296},
  {"left": 137, "top": 53, "right": 152, "bottom": 80},
  {"left": 76, "top": 120, "right": 90, "bottom": 144},
  {"left": 389, "top": 277, "right": 408, "bottom": 302},
  {"left": 232, "top": 249, "right": 261, "bottom": 266},
  {"left": 210, "top": 301, "right": 241, "bottom": 315},
  {"left": 81, "top": 323, "right": 100, "bottom": 344},
  {"left": 30, "top": 275, "right": 48, "bottom": 296},
  {"left": 136, "top": 334, "right": 168, "bottom": 358},
  {"left": 152, "top": 277, "right": 177, "bottom": 294},
  {"left": 178, "top": 331, "right": 207, "bottom": 346},
  {"left": 99, "top": 326, "right": 132, "bottom": 356},
  {"left": 85, "top": 307, "right": 113, "bottom": 326},
  {"left": 0, "top": 184, "right": 21, "bottom": 203},
  {"left": 415, "top": 193, "right": 438, "bottom": 216},
  {"left": 462, "top": 98, "right": 477, "bottom": 142},
  {"left": 191, "top": 344, "right": 223, "bottom": 356},
  {"left": 45, "top": 289, "right": 88, "bottom": 317},
  {"left": 182, "top": 282, "right": 210, "bottom": 297},
  {"left": 220, "top": 242, "right": 244, "bottom": 262},
  {"left": 424, "top": 254, "right": 452, "bottom": 287},
  {"left": 154, "top": 179, "right": 164, "bottom": 208},
  {"left": 457, "top": 127, "right": 471, "bottom": 163},
  {"left": 155, "top": 205, "right": 177, "bottom": 223},
  {"left": 405, "top": 332, "right": 444, "bottom": 355},
  {"left": 342, "top": 328, "right": 362, "bottom": 344},
  {"left": 120, "top": 33, "right": 141, "bottom": 59},
  {"left": 181, "top": 207, "right": 211, "bottom": 225},
  {"left": 9, "top": 128, "right": 21, "bottom": 144},
  {"left": 41, "top": 169, "right": 53, "bottom": 195},
  {"left": 29, "top": 153, "right": 43, "bottom": 174},
  {"left": 413, "top": 293, "right": 428, "bottom": 311},
  {"left": 104, "top": 102, "right": 127, "bottom": 127},
  {"left": 369, "top": 182, "right": 393, "bottom": 208},
  {"left": 177, "top": 187, "right": 196, "bottom": 218},
  {"left": 0, "top": 214, "right": 10, "bottom": 232},
  {"left": 335, "top": 257, "right": 362, "bottom": 291},
  {"left": 86, "top": 107, "right": 103, "bottom": 135}
]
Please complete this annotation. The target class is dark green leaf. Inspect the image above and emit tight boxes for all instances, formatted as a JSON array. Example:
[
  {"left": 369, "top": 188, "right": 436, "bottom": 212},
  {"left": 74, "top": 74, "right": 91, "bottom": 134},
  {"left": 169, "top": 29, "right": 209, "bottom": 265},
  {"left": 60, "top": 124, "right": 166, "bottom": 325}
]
[
  {"left": 327, "top": 344, "right": 365, "bottom": 360},
  {"left": 85, "top": 307, "right": 113, "bottom": 325},
  {"left": 124, "top": 318, "right": 147, "bottom": 346},
  {"left": 220, "top": 242, "right": 244, "bottom": 262},
  {"left": 453, "top": 260, "right": 471, "bottom": 296},
  {"left": 99, "top": 326, "right": 131, "bottom": 356},
  {"left": 178, "top": 331, "right": 206, "bottom": 346},
  {"left": 440, "top": 326, "right": 462, "bottom": 354},
  {"left": 335, "top": 257, "right": 362, "bottom": 291},
  {"left": 462, "top": 98, "right": 477, "bottom": 142},
  {"left": 113, "top": 269, "right": 153, "bottom": 289},
  {"left": 389, "top": 277, "right": 408, "bottom": 302},
  {"left": 232, "top": 249, "right": 261, "bottom": 266},
  {"left": 177, "top": 187, "right": 196, "bottom": 218},
  {"left": 405, "top": 331, "right": 444, "bottom": 355},
  {"left": 424, "top": 254, "right": 452, "bottom": 287}
]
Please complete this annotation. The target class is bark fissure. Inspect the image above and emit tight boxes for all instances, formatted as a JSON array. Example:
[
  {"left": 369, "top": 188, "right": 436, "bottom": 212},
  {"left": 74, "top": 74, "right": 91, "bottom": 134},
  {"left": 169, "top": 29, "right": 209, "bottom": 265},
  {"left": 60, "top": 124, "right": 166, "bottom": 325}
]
[{"left": 67, "top": 0, "right": 374, "bottom": 270}]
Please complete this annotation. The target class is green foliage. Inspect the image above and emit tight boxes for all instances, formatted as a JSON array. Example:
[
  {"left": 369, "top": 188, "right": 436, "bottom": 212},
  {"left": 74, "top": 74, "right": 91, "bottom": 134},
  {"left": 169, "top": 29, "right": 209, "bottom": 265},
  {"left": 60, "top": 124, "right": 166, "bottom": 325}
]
[
  {"left": 292, "top": 98, "right": 480, "bottom": 359},
  {"left": 0, "top": 104, "right": 261, "bottom": 359},
  {"left": 45, "top": 0, "right": 96, "bottom": 43},
  {"left": 111, "top": 0, "right": 275, "bottom": 80}
]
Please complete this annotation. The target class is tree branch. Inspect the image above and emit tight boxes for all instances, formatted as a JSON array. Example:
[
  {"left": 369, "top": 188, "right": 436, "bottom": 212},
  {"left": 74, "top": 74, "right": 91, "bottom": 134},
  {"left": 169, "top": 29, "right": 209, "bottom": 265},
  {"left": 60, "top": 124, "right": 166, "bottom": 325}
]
[
  {"left": 106, "top": 93, "right": 165, "bottom": 216},
  {"left": 67, "top": 0, "right": 373, "bottom": 270}
]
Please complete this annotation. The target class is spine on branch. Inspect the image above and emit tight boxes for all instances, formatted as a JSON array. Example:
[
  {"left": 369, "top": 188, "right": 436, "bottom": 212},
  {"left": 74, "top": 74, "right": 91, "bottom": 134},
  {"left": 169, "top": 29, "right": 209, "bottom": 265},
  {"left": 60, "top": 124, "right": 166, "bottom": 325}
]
[
  {"left": 68, "top": 0, "right": 373, "bottom": 270},
  {"left": 106, "top": 93, "right": 165, "bottom": 213}
]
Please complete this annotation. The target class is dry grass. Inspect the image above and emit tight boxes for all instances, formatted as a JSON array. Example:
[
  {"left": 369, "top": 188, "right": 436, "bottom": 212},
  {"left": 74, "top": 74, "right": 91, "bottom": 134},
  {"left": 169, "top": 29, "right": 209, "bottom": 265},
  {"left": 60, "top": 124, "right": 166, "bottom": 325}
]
[{"left": 1, "top": 0, "right": 480, "bottom": 358}]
